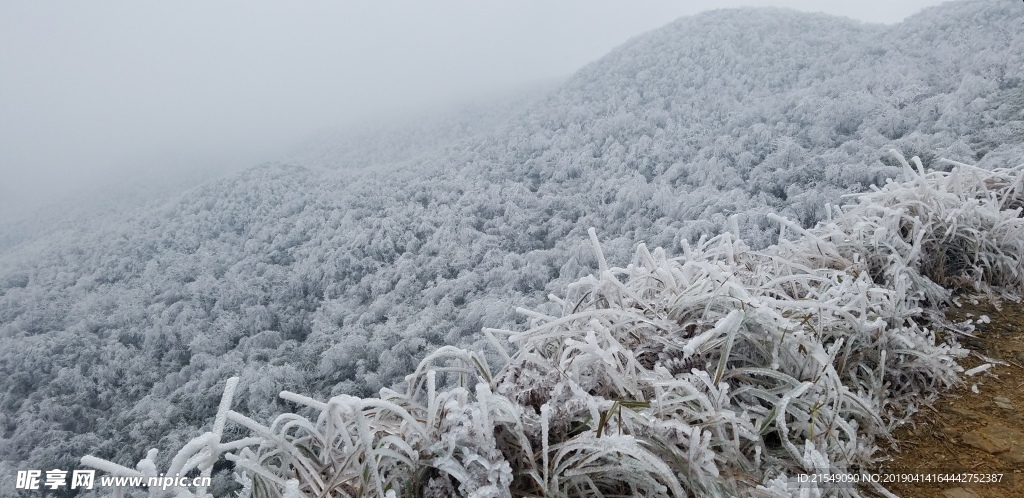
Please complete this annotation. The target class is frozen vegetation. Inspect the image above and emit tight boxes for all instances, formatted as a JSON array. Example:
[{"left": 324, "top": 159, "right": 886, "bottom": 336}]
[
  {"left": 83, "top": 151, "right": 1024, "bottom": 497},
  {"left": 1, "top": 0, "right": 1023, "bottom": 495}
]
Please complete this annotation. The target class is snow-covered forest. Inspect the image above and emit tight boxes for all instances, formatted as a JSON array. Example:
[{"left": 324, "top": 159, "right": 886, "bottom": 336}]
[{"left": 2, "top": 1, "right": 1024, "bottom": 496}]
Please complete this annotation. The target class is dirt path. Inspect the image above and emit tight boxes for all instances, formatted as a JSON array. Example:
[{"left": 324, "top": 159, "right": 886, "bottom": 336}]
[{"left": 867, "top": 299, "right": 1024, "bottom": 498}]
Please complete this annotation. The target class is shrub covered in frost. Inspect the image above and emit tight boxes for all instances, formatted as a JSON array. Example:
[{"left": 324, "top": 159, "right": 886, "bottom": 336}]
[{"left": 82, "top": 151, "right": 1023, "bottom": 497}]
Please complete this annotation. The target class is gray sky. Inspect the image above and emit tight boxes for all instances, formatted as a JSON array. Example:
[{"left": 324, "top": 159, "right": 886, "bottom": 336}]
[{"left": 0, "top": 0, "right": 948, "bottom": 211}]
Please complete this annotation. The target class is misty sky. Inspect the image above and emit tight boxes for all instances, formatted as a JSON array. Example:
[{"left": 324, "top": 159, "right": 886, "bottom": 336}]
[{"left": 1, "top": 0, "right": 948, "bottom": 211}]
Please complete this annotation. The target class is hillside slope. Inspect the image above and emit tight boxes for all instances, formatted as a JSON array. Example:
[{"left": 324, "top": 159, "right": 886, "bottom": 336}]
[{"left": 2, "top": 0, "right": 1023, "bottom": 483}]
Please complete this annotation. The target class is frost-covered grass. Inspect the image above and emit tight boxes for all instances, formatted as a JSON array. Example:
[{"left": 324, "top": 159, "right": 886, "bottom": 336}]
[{"left": 82, "top": 151, "right": 1024, "bottom": 497}]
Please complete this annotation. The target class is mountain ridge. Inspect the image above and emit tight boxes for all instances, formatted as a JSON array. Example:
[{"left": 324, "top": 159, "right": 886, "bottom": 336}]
[{"left": 2, "top": 0, "right": 1023, "bottom": 486}]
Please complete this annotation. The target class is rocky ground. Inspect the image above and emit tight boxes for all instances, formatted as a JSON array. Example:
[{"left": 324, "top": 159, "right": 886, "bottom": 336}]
[{"left": 866, "top": 298, "right": 1024, "bottom": 498}]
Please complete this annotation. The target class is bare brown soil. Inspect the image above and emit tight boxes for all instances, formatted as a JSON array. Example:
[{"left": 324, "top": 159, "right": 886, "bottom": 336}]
[{"left": 866, "top": 299, "right": 1024, "bottom": 498}]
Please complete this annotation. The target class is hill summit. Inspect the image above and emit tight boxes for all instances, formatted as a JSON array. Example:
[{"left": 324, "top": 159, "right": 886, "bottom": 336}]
[{"left": 1, "top": 0, "right": 1023, "bottom": 489}]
